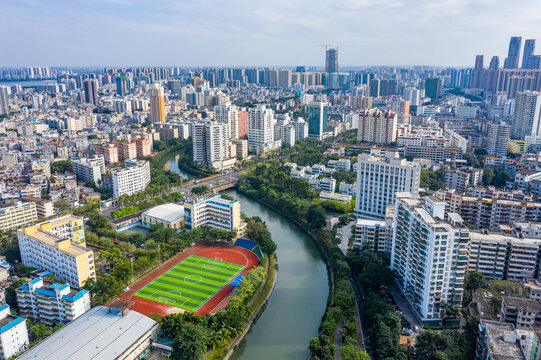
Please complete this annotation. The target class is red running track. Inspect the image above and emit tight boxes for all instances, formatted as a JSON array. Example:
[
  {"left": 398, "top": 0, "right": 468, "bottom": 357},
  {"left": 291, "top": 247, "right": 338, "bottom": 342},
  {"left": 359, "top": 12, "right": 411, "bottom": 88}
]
[{"left": 117, "top": 241, "right": 259, "bottom": 317}]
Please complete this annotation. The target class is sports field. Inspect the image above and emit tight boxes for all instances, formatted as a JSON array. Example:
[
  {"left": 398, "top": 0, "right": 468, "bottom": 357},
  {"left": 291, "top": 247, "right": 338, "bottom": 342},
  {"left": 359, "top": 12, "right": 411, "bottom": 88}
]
[{"left": 134, "top": 254, "right": 245, "bottom": 312}]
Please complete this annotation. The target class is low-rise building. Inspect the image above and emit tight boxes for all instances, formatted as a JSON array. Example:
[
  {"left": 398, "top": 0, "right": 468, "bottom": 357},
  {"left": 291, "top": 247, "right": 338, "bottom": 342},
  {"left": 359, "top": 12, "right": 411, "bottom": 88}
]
[
  {"left": 16, "top": 305, "right": 159, "bottom": 360},
  {"left": 309, "top": 177, "right": 336, "bottom": 192},
  {"left": 184, "top": 193, "right": 245, "bottom": 233},
  {"left": 141, "top": 203, "right": 184, "bottom": 230},
  {"left": 17, "top": 216, "right": 95, "bottom": 288},
  {"left": 501, "top": 297, "right": 541, "bottom": 329},
  {"left": 21, "top": 196, "right": 55, "bottom": 219},
  {"left": 476, "top": 320, "right": 530, "bottom": 360},
  {"left": 16, "top": 277, "right": 91, "bottom": 325},
  {"left": 354, "top": 219, "right": 387, "bottom": 252},
  {"left": 0, "top": 304, "right": 29, "bottom": 359},
  {"left": 444, "top": 167, "right": 482, "bottom": 193},
  {"left": 327, "top": 159, "right": 351, "bottom": 172},
  {"left": 319, "top": 190, "right": 352, "bottom": 203}
]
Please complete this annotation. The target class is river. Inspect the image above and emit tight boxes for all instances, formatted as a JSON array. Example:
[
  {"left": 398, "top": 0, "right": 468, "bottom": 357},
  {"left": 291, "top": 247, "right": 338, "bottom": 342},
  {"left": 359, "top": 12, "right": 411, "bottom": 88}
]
[
  {"left": 227, "top": 191, "right": 329, "bottom": 360},
  {"left": 163, "top": 153, "right": 191, "bottom": 179},
  {"left": 165, "top": 156, "right": 330, "bottom": 359}
]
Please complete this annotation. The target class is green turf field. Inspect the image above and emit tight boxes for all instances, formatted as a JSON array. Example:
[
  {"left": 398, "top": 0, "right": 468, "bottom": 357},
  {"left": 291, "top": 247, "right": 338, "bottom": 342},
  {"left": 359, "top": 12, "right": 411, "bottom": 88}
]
[{"left": 134, "top": 255, "right": 245, "bottom": 312}]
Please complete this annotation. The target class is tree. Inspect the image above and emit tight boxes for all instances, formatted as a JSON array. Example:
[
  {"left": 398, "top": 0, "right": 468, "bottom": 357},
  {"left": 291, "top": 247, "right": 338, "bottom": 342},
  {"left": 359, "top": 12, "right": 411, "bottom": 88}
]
[
  {"left": 54, "top": 199, "right": 70, "bottom": 211},
  {"left": 5, "top": 279, "right": 26, "bottom": 311},
  {"left": 482, "top": 168, "right": 495, "bottom": 186},
  {"left": 91, "top": 275, "right": 124, "bottom": 305},
  {"left": 113, "top": 262, "right": 133, "bottom": 283},
  {"left": 172, "top": 323, "right": 210, "bottom": 360},
  {"left": 192, "top": 185, "right": 210, "bottom": 195},
  {"left": 415, "top": 330, "right": 469, "bottom": 360},
  {"left": 465, "top": 271, "right": 486, "bottom": 292},
  {"left": 307, "top": 204, "right": 326, "bottom": 229}
]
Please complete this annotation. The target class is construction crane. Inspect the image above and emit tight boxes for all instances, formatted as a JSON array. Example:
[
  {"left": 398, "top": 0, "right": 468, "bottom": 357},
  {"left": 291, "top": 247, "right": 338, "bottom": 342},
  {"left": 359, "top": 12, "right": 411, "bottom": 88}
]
[{"left": 320, "top": 44, "right": 331, "bottom": 51}]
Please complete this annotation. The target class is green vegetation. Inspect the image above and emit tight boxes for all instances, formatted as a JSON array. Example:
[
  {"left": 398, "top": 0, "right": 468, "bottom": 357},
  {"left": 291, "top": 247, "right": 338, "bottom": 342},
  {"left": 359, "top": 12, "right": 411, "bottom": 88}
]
[
  {"left": 192, "top": 185, "right": 210, "bottom": 195},
  {"left": 51, "top": 160, "right": 72, "bottom": 174},
  {"left": 481, "top": 167, "right": 512, "bottom": 188},
  {"left": 420, "top": 167, "right": 445, "bottom": 191},
  {"left": 135, "top": 255, "right": 245, "bottom": 312},
  {"left": 245, "top": 217, "right": 277, "bottom": 255},
  {"left": 415, "top": 330, "right": 473, "bottom": 360}
]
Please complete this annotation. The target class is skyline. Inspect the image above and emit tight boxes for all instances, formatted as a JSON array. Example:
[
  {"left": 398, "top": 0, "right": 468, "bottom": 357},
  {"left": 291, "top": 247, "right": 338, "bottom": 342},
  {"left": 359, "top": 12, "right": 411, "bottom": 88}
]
[{"left": 3, "top": 0, "right": 541, "bottom": 68}]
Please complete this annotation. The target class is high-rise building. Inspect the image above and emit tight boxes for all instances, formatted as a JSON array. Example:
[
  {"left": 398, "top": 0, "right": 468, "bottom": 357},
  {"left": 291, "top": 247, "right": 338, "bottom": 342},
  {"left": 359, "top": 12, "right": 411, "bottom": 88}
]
[
  {"left": 354, "top": 152, "right": 421, "bottom": 219},
  {"left": 115, "top": 76, "right": 128, "bottom": 96},
  {"left": 504, "top": 36, "right": 522, "bottom": 69},
  {"left": 215, "top": 102, "right": 238, "bottom": 139},
  {"left": 391, "top": 193, "right": 469, "bottom": 325},
  {"left": 487, "top": 122, "right": 511, "bottom": 157},
  {"left": 307, "top": 101, "right": 328, "bottom": 140},
  {"left": 0, "top": 85, "right": 9, "bottom": 115},
  {"left": 522, "top": 39, "right": 536, "bottom": 68},
  {"left": 248, "top": 105, "right": 277, "bottom": 154},
  {"left": 73, "top": 155, "right": 105, "bottom": 183},
  {"left": 511, "top": 91, "right": 541, "bottom": 139},
  {"left": 149, "top": 84, "right": 166, "bottom": 123},
  {"left": 192, "top": 121, "right": 230, "bottom": 169},
  {"left": 237, "top": 109, "right": 249, "bottom": 138},
  {"left": 425, "top": 77, "right": 442, "bottom": 99},
  {"left": 83, "top": 79, "right": 98, "bottom": 106},
  {"left": 357, "top": 108, "right": 397, "bottom": 144},
  {"left": 369, "top": 78, "right": 380, "bottom": 97},
  {"left": 325, "top": 48, "right": 338, "bottom": 73},
  {"left": 17, "top": 215, "right": 95, "bottom": 288},
  {"left": 111, "top": 160, "right": 151, "bottom": 197}
]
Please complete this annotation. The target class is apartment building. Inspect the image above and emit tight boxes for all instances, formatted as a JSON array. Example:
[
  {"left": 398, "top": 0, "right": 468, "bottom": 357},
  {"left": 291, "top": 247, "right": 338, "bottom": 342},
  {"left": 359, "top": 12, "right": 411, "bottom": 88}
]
[
  {"left": 501, "top": 297, "right": 541, "bottom": 329},
  {"left": 391, "top": 193, "right": 469, "bottom": 325},
  {"left": 0, "top": 201, "right": 37, "bottom": 231},
  {"left": 327, "top": 159, "right": 351, "bottom": 172},
  {"left": 17, "top": 216, "right": 95, "bottom": 288},
  {"left": 309, "top": 177, "right": 336, "bottom": 192},
  {"left": 113, "top": 140, "right": 137, "bottom": 161},
  {"left": 20, "top": 197, "right": 54, "bottom": 218},
  {"left": 184, "top": 193, "right": 244, "bottom": 233},
  {"left": 72, "top": 155, "right": 105, "bottom": 183},
  {"left": 134, "top": 134, "right": 152, "bottom": 157},
  {"left": 192, "top": 121, "right": 231, "bottom": 169},
  {"left": 460, "top": 197, "right": 541, "bottom": 230},
  {"left": 16, "top": 277, "right": 91, "bottom": 325},
  {"left": 444, "top": 167, "right": 482, "bottom": 193},
  {"left": 355, "top": 152, "right": 421, "bottom": 219},
  {"left": 404, "top": 146, "right": 463, "bottom": 163},
  {"left": 111, "top": 160, "right": 151, "bottom": 198},
  {"left": 357, "top": 108, "right": 397, "bottom": 144},
  {"left": 468, "top": 232, "right": 541, "bottom": 281},
  {"left": 0, "top": 304, "right": 29, "bottom": 359},
  {"left": 354, "top": 219, "right": 387, "bottom": 252}
]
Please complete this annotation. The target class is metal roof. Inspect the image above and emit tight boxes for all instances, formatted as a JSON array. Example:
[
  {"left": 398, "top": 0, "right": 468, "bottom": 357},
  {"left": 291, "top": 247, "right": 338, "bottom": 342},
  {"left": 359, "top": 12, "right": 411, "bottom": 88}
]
[
  {"left": 142, "top": 203, "right": 184, "bottom": 224},
  {"left": 17, "top": 306, "right": 158, "bottom": 360}
]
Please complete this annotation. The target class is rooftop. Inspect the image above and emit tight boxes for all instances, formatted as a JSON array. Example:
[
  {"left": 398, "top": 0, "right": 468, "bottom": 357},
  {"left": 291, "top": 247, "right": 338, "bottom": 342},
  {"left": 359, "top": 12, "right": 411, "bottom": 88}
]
[
  {"left": 503, "top": 296, "right": 541, "bottom": 312},
  {"left": 481, "top": 320, "right": 525, "bottom": 360},
  {"left": 17, "top": 306, "right": 158, "bottom": 360},
  {"left": 142, "top": 203, "right": 184, "bottom": 223},
  {"left": 26, "top": 230, "right": 89, "bottom": 257}
]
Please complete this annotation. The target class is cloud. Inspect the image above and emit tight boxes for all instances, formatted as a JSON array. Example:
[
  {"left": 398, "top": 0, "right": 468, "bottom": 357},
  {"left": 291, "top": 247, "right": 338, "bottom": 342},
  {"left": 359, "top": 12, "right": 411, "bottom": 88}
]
[{"left": 1, "top": 0, "right": 541, "bottom": 66}]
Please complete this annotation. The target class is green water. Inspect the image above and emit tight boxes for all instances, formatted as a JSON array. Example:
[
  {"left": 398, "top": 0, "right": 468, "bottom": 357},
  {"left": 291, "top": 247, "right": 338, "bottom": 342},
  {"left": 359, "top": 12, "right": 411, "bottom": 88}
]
[{"left": 228, "top": 191, "right": 329, "bottom": 360}]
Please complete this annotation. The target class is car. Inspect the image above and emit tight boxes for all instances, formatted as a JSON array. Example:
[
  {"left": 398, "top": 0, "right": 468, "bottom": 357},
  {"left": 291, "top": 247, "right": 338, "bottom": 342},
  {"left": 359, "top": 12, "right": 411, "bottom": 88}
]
[
  {"left": 395, "top": 310, "right": 403, "bottom": 315},
  {"left": 413, "top": 325, "right": 420, "bottom": 332}
]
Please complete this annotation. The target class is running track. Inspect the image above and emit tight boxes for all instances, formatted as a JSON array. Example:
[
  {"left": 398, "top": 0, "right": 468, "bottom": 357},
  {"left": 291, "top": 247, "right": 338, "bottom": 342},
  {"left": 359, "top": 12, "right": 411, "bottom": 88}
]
[{"left": 117, "top": 241, "right": 259, "bottom": 317}]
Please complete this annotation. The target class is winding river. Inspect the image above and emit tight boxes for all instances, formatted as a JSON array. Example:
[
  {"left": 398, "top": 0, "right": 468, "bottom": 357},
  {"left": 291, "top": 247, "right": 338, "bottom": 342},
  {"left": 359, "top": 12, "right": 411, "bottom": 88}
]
[{"left": 164, "top": 152, "right": 330, "bottom": 359}]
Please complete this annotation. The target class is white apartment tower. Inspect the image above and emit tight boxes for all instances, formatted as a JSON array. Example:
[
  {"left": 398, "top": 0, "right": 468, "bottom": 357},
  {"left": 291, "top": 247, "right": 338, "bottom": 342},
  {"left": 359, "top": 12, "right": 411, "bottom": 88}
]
[
  {"left": 511, "top": 91, "right": 541, "bottom": 140},
  {"left": 487, "top": 122, "right": 511, "bottom": 157},
  {"left": 192, "top": 121, "right": 230, "bottom": 169},
  {"left": 248, "top": 105, "right": 276, "bottom": 154},
  {"left": 355, "top": 152, "right": 421, "bottom": 219},
  {"left": 215, "top": 102, "right": 238, "bottom": 139},
  {"left": 391, "top": 193, "right": 469, "bottom": 325},
  {"left": 111, "top": 160, "right": 151, "bottom": 197}
]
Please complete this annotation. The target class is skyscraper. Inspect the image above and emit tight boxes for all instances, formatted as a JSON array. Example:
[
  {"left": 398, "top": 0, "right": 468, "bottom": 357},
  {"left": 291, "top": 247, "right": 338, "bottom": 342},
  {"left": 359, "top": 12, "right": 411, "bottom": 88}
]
[
  {"left": 325, "top": 48, "right": 338, "bottom": 73},
  {"left": 115, "top": 76, "right": 128, "bottom": 97},
  {"left": 247, "top": 105, "right": 276, "bottom": 154},
  {"left": 522, "top": 39, "right": 536, "bottom": 68},
  {"left": 425, "top": 77, "right": 442, "bottom": 99},
  {"left": 504, "top": 36, "right": 522, "bottom": 69},
  {"left": 511, "top": 91, "right": 541, "bottom": 140},
  {"left": 487, "top": 123, "right": 511, "bottom": 157},
  {"left": 307, "top": 101, "right": 328, "bottom": 140},
  {"left": 82, "top": 79, "right": 99, "bottom": 106},
  {"left": 149, "top": 84, "right": 166, "bottom": 123},
  {"left": 0, "top": 85, "right": 9, "bottom": 115}
]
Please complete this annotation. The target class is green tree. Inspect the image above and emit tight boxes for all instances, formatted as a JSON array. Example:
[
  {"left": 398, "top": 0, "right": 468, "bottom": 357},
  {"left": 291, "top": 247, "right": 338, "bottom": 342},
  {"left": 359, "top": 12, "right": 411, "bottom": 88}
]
[
  {"left": 191, "top": 185, "right": 210, "bottom": 195},
  {"left": 482, "top": 167, "right": 495, "bottom": 186},
  {"left": 113, "top": 262, "right": 133, "bottom": 283},
  {"left": 465, "top": 271, "right": 486, "bottom": 292},
  {"left": 5, "top": 279, "right": 26, "bottom": 311},
  {"left": 172, "top": 323, "right": 210, "bottom": 360},
  {"left": 54, "top": 199, "right": 70, "bottom": 211},
  {"left": 307, "top": 204, "right": 327, "bottom": 229}
]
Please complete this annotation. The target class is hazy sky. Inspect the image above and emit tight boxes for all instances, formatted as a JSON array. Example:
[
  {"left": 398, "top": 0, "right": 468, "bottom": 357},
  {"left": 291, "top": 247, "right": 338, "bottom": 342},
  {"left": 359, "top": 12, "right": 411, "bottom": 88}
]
[{"left": 2, "top": 0, "right": 541, "bottom": 67}]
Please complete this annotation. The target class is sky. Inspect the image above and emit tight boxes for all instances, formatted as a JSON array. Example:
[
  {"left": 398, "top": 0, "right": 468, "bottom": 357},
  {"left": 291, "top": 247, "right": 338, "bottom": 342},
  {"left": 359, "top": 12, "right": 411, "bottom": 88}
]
[{"left": 2, "top": 0, "right": 541, "bottom": 67}]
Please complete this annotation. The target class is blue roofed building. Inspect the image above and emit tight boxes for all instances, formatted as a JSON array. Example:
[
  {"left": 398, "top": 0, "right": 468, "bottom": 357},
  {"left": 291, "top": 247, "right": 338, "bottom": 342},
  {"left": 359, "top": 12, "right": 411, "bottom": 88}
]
[
  {"left": 16, "top": 277, "right": 90, "bottom": 325},
  {"left": 0, "top": 304, "right": 29, "bottom": 359}
]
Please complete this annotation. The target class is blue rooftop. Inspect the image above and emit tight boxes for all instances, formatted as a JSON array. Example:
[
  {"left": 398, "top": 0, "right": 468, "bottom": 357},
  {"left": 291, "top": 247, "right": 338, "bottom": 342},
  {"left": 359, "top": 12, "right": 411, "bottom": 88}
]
[{"left": 0, "top": 317, "right": 24, "bottom": 334}]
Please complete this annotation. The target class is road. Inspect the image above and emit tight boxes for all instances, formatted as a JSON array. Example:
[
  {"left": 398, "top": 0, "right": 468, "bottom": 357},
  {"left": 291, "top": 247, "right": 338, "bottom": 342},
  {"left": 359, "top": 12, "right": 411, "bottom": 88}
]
[{"left": 101, "top": 169, "right": 244, "bottom": 217}]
